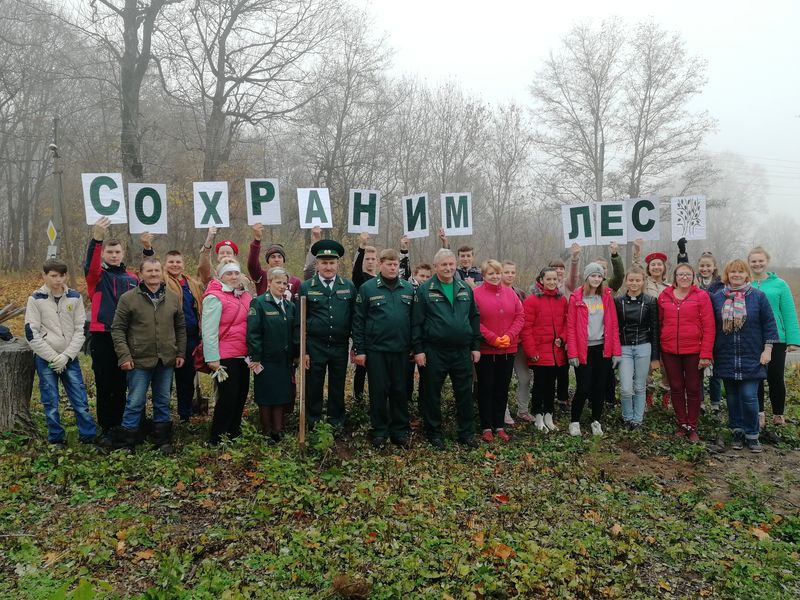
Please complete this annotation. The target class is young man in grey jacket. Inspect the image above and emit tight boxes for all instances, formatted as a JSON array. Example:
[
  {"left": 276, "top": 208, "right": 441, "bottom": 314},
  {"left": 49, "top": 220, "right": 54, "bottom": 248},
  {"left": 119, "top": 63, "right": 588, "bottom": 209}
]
[{"left": 25, "top": 259, "right": 97, "bottom": 448}]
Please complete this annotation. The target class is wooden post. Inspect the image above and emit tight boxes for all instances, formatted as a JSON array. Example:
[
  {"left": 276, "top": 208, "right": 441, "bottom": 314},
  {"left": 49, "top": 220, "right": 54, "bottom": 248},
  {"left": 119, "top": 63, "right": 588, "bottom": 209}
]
[
  {"left": 0, "top": 338, "right": 37, "bottom": 437},
  {"left": 298, "top": 296, "right": 307, "bottom": 457}
]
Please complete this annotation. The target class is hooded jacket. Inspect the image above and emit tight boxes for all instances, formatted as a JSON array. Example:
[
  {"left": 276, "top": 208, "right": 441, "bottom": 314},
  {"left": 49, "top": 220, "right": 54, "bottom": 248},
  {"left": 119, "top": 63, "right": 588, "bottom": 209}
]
[
  {"left": 751, "top": 272, "right": 800, "bottom": 345},
  {"left": 521, "top": 283, "right": 568, "bottom": 367},
  {"left": 566, "top": 286, "right": 621, "bottom": 364},
  {"left": 24, "top": 285, "right": 86, "bottom": 362},
  {"left": 658, "top": 285, "right": 715, "bottom": 358},
  {"left": 473, "top": 280, "right": 524, "bottom": 355},
  {"left": 84, "top": 238, "right": 138, "bottom": 332}
]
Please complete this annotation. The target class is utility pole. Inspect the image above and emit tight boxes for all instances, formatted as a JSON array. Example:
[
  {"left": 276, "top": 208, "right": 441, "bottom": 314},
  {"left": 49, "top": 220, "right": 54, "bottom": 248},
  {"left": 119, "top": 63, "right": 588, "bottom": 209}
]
[{"left": 49, "top": 117, "right": 72, "bottom": 270}]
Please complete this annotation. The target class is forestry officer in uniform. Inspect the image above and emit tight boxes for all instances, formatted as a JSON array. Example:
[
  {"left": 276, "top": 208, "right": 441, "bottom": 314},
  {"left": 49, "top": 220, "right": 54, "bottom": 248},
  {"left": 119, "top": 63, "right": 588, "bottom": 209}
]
[
  {"left": 411, "top": 248, "right": 482, "bottom": 450},
  {"left": 352, "top": 249, "right": 415, "bottom": 449},
  {"left": 298, "top": 239, "right": 357, "bottom": 434}
]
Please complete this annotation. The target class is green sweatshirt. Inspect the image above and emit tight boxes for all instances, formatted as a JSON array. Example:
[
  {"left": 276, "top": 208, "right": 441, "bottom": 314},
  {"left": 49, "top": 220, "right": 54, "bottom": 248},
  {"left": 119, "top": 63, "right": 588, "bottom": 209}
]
[{"left": 751, "top": 272, "right": 800, "bottom": 345}]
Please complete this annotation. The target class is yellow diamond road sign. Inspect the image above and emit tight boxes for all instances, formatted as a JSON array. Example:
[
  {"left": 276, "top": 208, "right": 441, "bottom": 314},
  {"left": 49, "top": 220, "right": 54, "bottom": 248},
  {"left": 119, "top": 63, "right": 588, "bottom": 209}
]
[{"left": 47, "top": 220, "right": 57, "bottom": 244}]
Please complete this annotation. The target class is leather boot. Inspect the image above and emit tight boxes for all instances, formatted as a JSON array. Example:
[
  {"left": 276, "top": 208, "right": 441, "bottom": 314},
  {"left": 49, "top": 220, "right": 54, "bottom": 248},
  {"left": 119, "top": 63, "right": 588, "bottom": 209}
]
[
  {"left": 152, "top": 421, "right": 175, "bottom": 455},
  {"left": 112, "top": 427, "right": 138, "bottom": 451}
]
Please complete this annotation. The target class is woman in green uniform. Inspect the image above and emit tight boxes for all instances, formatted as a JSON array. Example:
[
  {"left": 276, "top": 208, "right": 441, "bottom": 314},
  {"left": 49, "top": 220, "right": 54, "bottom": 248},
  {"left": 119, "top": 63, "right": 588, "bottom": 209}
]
[{"left": 247, "top": 267, "right": 299, "bottom": 443}]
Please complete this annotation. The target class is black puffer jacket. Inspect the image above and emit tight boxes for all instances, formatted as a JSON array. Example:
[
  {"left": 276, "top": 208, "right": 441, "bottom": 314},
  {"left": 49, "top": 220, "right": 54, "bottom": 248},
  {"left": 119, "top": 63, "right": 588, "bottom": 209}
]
[{"left": 614, "top": 293, "right": 659, "bottom": 360}]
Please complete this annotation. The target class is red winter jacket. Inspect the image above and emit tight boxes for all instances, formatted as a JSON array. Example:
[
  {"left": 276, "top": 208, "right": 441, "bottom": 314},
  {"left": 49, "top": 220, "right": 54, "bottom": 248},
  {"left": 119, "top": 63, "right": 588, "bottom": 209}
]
[
  {"left": 566, "top": 286, "right": 621, "bottom": 364},
  {"left": 473, "top": 281, "right": 524, "bottom": 355},
  {"left": 521, "top": 283, "right": 568, "bottom": 367},
  {"left": 658, "top": 285, "right": 715, "bottom": 359}
]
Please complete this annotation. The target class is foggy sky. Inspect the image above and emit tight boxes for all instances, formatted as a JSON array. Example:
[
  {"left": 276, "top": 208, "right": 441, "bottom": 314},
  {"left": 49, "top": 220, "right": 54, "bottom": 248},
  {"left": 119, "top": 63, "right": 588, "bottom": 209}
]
[{"left": 360, "top": 0, "right": 800, "bottom": 219}]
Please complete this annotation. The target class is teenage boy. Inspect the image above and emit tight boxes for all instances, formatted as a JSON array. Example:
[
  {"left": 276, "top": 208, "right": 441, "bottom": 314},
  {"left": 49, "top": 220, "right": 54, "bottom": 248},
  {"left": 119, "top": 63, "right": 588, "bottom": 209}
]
[
  {"left": 351, "top": 232, "right": 378, "bottom": 401},
  {"left": 248, "top": 223, "right": 302, "bottom": 299},
  {"left": 112, "top": 257, "right": 186, "bottom": 453},
  {"left": 456, "top": 245, "right": 482, "bottom": 287},
  {"left": 25, "top": 259, "right": 97, "bottom": 448},
  {"left": 84, "top": 217, "right": 141, "bottom": 443}
]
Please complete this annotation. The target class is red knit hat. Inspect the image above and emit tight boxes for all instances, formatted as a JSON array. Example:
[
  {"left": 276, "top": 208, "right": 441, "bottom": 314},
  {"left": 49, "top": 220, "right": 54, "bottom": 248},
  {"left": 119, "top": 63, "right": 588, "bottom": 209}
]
[
  {"left": 214, "top": 240, "right": 239, "bottom": 255},
  {"left": 645, "top": 251, "right": 667, "bottom": 264}
]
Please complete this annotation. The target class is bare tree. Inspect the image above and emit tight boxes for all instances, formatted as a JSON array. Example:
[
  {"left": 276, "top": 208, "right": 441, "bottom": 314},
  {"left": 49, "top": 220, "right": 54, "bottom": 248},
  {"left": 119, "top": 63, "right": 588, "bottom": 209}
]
[
  {"left": 156, "top": 0, "right": 337, "bottom": 180},
  {"left": 480, "top": 103, "right": 533, "bottom": 258},
  {"left": 616, "top": 21, "right": 716, "bottom": 199},
  {"left": 530, "top": 19, "right": 625, "bottom": 203}
]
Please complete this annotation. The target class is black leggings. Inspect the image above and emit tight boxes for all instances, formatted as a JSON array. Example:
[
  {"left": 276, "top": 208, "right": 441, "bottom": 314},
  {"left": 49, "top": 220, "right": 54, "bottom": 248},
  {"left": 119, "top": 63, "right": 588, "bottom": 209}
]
[
  {"left": 758, "top": 343, "right": 787, "bottom": 415},
  {"left": 532, "top": 366, "right": 558, "bottom": 414},
  {"left": 571, "top": 345, "right": 610, "bottom": 423}
]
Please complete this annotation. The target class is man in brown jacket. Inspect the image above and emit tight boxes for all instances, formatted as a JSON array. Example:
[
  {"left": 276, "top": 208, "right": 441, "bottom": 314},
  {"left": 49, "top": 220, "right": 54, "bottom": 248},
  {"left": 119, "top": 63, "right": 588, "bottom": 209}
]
[{"left": 111, "top": 257, "right": 186, "bottom": 453}]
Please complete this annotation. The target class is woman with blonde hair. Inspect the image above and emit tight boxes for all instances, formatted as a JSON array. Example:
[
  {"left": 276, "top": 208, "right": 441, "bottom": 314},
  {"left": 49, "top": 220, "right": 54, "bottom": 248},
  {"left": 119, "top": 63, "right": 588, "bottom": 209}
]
[
  {"left": 747, "top": 246, "right": 800, "bottom": 430},
  {"left": 711, "top": 259, "right": 778, "bottom": 452}
]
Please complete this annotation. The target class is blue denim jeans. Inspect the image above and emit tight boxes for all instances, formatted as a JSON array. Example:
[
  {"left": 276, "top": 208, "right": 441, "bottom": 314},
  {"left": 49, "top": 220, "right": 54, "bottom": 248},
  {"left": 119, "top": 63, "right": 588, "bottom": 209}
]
[
  {"left": 35, "top": 356, "right": 97, "bottom": 443},
  {"left": 706, "top": 374, "right": 722, "bottom": 405},
  {"left": 619, "top": 343, "right": 651, "bottom": 424},
  {"left": 724, "top": 379, "right": 760, "bottom": 440},
  {"left": 121, "top": 364, "right": 174, "bottom": 429}
]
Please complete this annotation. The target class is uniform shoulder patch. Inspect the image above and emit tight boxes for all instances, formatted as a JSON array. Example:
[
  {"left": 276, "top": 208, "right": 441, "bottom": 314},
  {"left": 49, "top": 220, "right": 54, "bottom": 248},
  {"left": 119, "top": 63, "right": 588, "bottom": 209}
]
[{"left": 248, "top": 307, "right": 257, "bottom": 316}]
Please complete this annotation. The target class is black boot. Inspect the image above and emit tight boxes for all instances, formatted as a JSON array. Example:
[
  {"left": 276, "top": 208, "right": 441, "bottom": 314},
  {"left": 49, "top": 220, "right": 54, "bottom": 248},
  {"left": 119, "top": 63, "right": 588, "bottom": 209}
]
[
  {"left": 151, "top": 421, "right": 175, "bottom": 455},
  {"left": 112, "top": 427, "right": 138, "bottom": 452}
]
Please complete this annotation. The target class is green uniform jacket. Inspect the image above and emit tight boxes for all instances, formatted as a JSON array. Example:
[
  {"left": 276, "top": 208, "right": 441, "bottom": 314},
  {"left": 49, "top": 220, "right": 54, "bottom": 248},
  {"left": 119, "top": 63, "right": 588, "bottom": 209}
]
[
  {"left": 298, "top": 274, "right": 357, "bottom": 344},
  {"left": 111, "top": 283, "right": 187, "bottom": 369},
  {"left": 352, "top": 276, "right": 415, "bottom": 354},
  {"left": 246, "top": 294, "right": 300, "bottom": 363},
  {"left": 411, "top": 276, "right": 481, "bottom": 354}
]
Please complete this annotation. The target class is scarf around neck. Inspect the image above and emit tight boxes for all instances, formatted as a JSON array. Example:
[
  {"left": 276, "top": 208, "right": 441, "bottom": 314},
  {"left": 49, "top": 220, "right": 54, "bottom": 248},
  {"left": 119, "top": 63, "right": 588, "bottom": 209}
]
[{"left": 722, "top": 283, "right": 750, "bottom": 333}]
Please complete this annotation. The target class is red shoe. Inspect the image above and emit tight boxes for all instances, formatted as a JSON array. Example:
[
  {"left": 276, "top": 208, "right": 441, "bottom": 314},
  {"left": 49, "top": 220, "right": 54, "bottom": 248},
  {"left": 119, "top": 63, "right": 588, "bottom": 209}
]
[
  {"left": 496, "top": 429, "right": 511, "bottom": 442},
  {"left": 687, "top": 429, "right": 700, "bottom": 443},
  {"left": 673, "top": 427, "right": 686, "bottom": 439},
  {"left": 481, "top": 430, "right": 494, "bottom": 443}
]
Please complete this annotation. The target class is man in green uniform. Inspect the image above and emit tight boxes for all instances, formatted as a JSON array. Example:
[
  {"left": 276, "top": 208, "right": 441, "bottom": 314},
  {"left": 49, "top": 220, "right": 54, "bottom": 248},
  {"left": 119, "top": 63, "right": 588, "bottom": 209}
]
[
  {"left": 298, "top": 239, "right": 357, "bottom": 433},
  {"left": 352, "top": 249, "right": 415, "bottom": 449},
  {"left": 411, "top": 248, "right": 481, "bottom": 450}
]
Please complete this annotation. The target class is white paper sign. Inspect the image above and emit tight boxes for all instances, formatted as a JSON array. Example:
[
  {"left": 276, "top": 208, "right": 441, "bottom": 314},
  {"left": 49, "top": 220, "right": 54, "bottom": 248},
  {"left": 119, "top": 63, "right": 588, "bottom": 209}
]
[
  {"left": 245, "top": 179, "right": 281, "bottom": 225},
  {"left": 297, "top": 188, "right": 333, "bottom": 229},
  {"left": 671, "top": 195, "right": 707, "bottom": 241},
  {"left": 440, "top": 193, "right": 472, "bottom": 236},
  {"left": 193, "top": 182, "right": 229, "bottom": 228},
  {"left": 595, "top": 201, "right": 627, "bottom": 245},
  {"left": 128, "top": 184, "right": 168, "bottom": 234},
  {"left": 561, "top": 203, "right": 596, "bottom": 247},
  {"left": 82, "top": 173, "right": 127, "bottom": 225},
  {"left": 626, "top": 197, "right": 660, "bottom": 241},
  {"left": 402, "top": 194, "right": 429, "bottom": 239},
  {"left": 347, "top": 189, "right": 381, "bottom": 234}
]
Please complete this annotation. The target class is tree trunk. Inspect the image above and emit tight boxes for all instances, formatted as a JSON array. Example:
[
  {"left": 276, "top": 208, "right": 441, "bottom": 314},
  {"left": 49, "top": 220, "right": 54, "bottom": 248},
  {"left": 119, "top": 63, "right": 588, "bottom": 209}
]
[{"left": 0, "top": 338, "right": 37, "bottom": 437}]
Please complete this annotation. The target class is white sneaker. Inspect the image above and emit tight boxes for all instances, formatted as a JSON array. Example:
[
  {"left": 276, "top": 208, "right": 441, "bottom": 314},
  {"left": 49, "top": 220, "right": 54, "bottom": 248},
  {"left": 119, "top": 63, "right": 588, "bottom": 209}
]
[
  {"left": 568, "top": 422, "right": 581, "bottom": 436},
  {"left": 591, "top": 421, "right": 603, "bottom": 436},
  {"left": 544, "top": 413, "right": 558, "bottom": 432},
  {"left": 534, "top": 413, "right": 547, "bottom": 432}
]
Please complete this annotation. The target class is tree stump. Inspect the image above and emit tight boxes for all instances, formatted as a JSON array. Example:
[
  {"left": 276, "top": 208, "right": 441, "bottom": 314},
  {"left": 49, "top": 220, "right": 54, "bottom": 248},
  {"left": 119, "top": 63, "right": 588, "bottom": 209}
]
[{"left": 0, "top": 338, "right": 37, "bottom": 437}]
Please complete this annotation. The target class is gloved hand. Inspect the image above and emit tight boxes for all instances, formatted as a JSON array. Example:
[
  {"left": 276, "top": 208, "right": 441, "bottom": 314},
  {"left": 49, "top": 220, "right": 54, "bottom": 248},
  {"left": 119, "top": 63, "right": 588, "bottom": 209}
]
[
  {"left": 212, "top": 365, "right": 229, "bottom": 382},
  {"left": 491, "top": 337, "right": 505, "bottom": 348},
  {"left": 611, "top": 356, "right": 621, "bottom": 369},
  {"left": 497, "top": 335, "right": 510, "bottom": 348},
  {"left": 568, "top": 358, "right": 579, "bottom": 368},
  {"left": 50, "top": 354, "right": 69, "bottom": 374},
  {"left": 677, "top": 237, "right": 687, "bottom": 254}
]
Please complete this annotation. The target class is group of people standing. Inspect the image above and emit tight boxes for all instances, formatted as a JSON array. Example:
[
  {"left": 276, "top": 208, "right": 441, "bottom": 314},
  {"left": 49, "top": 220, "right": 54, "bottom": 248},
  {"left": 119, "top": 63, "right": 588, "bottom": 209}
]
[{"left": 24, "top": 219, "right": 798, "bottom": 454}]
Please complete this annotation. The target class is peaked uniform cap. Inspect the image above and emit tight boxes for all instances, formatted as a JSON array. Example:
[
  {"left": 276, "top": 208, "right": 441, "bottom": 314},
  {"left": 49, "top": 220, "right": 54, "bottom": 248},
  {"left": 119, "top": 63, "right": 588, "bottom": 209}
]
[{"left": 311, "top": 239, "right": 345, "bottom": 259}]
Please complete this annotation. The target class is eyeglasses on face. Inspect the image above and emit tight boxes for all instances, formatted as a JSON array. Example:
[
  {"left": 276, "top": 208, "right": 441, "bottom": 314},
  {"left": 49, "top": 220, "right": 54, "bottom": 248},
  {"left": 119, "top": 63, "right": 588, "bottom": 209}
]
[{"left": 676, "top": 273, "right": 694, "bottom": 278}]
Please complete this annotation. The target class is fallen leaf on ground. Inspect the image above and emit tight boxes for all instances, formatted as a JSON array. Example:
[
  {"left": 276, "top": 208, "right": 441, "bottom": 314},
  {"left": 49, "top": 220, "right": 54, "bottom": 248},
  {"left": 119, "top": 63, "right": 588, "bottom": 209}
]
[
  {"left": 610, "top": 523, "right": 623, "bottom": 537},
  {"left": 472, "top": 531, "right": 485, "bottom": 546},
  {"left": 134, "top": 549, "right": 155, "bottom": 562},
  {"left": 750, "top": 526, "right": 770, "bottom": 541},
  {"left": 492, "top": 493, "right": 509, "bottom": 504},
  {"left": 220, "top": 453, "right": 232, "bottom": 461},
  {"left": 490, "top": 543, "right": 515, "bottom": 560},
  {"left": 116, "top": 540, "right": 126, "bottom": 555},
  {"left": 658, "top": 580, "right": 672, "bottom": 592}
]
